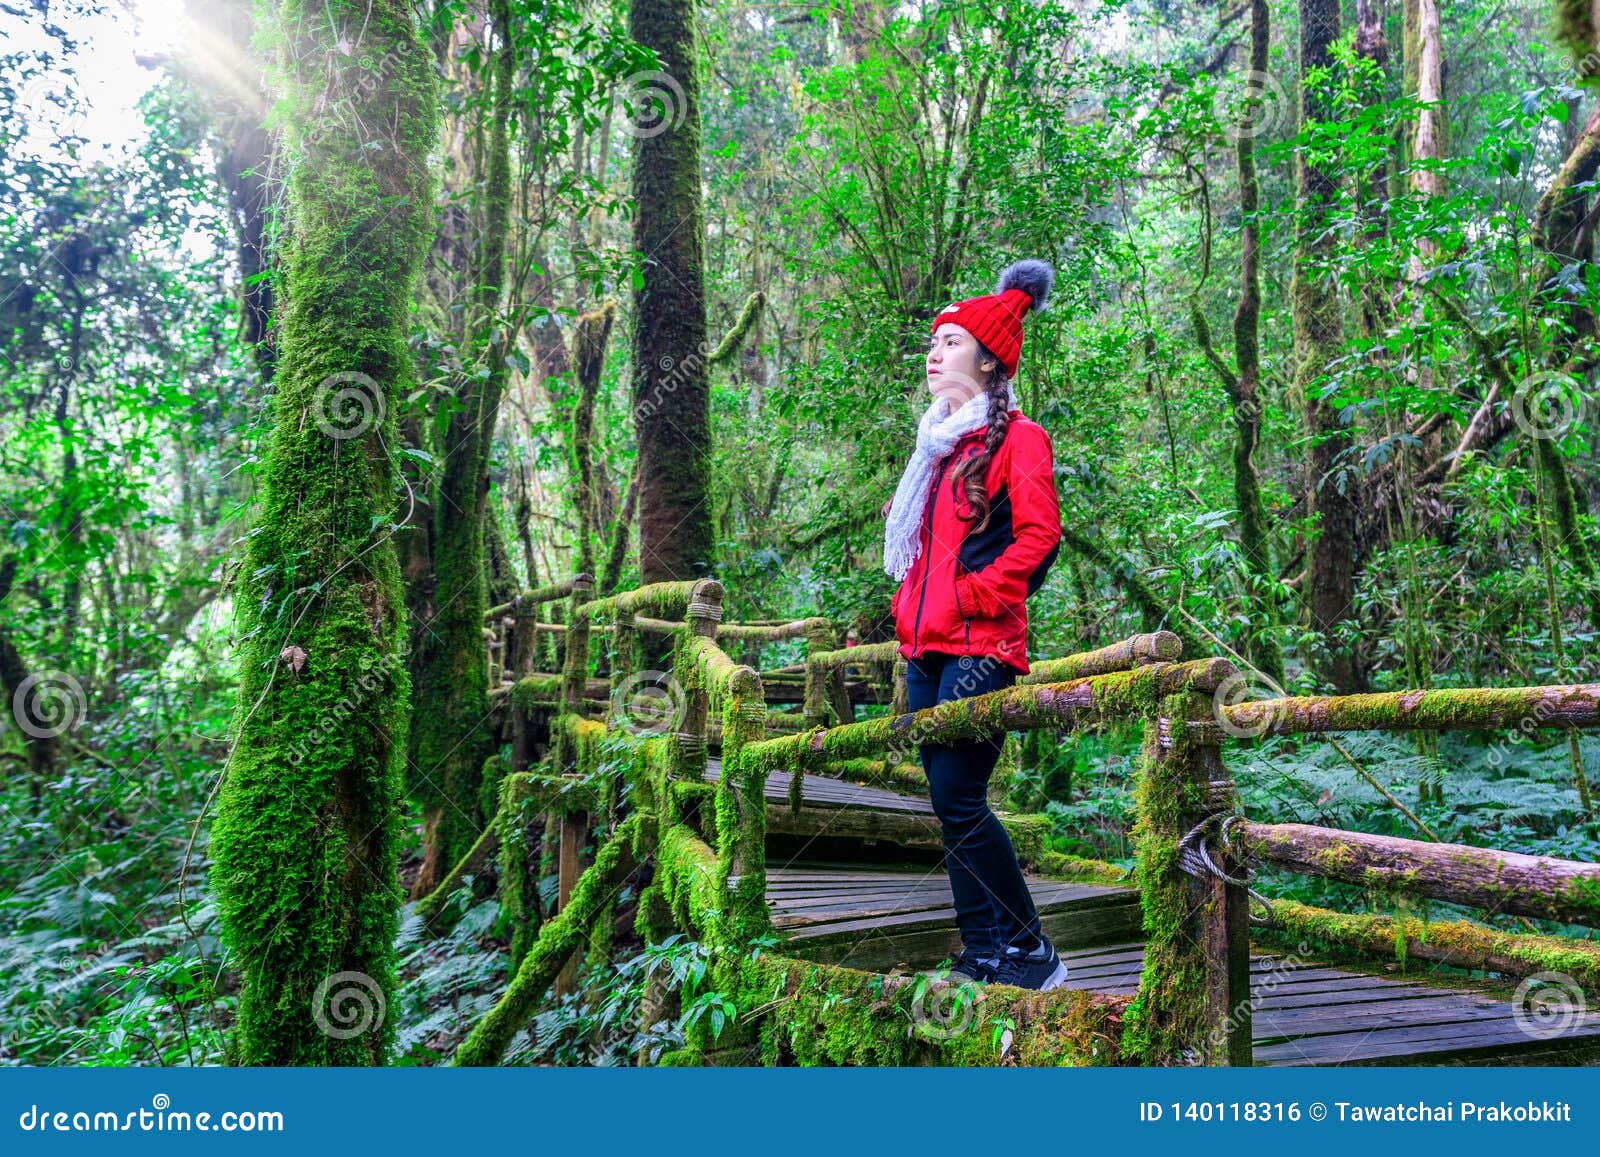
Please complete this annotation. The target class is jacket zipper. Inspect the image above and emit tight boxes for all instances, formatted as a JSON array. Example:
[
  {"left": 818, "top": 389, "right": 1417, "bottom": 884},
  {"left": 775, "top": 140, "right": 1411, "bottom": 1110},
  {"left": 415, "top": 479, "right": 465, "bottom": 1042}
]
[{"left": 910, "top": 454, "right": 953, "bottom": 656}]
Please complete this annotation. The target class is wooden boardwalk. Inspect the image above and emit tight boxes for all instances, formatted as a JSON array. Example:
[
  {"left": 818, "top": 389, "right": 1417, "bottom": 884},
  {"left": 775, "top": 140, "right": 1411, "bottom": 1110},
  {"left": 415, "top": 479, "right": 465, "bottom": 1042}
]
[
  {"left": 1052, "top": 941, "right": 1600, "bottom": 1065},
  {"left": 709, "top": 756, "right": 1600, "bottom": 1065}
]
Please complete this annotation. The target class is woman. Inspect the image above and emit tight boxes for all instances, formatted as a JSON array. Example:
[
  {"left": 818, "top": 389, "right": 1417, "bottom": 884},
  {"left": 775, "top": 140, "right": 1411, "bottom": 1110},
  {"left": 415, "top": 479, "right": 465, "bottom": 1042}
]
[{"left": 881, "top": 258, "right": 1065, "bottom": 990}]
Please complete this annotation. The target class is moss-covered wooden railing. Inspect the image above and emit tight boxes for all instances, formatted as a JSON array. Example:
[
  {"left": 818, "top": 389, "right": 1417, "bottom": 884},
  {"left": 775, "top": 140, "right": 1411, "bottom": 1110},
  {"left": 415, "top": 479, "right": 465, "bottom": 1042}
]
[
  {"left": 440, "top": 572, "right": 1600, "bottom": 1067},
  {"left": 1220, "top": 687, "right": 1600, "bottom": 1005}
]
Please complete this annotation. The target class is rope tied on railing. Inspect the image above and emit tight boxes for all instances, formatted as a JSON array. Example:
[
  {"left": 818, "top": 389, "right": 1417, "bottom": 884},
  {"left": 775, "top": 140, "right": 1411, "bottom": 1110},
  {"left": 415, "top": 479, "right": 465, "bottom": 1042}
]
[
  {"left": 686, "top": 597, "right": 723, "bottom": 622},
  {"left": 1177, "top": 802, "right": 1274, "bottom": 925}
]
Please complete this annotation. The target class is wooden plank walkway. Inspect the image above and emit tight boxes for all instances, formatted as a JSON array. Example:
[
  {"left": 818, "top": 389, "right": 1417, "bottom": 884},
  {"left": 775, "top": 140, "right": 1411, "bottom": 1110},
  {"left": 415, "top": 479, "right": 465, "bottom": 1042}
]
[
  {"left": 1054, "top": 941, "right": 1600, "bottom": 1065},
  {"left": 760, "top": 862, "right": 1142, "bottom": 972},
  {"left": 708, "top": 751, "right": 1600, "bottom": 1065},
  {"left": 704, "top": 756, "right": 932, "bottom": 813},
  {"left": 705, "top": 755, "right": 944, "bottom": 850}
]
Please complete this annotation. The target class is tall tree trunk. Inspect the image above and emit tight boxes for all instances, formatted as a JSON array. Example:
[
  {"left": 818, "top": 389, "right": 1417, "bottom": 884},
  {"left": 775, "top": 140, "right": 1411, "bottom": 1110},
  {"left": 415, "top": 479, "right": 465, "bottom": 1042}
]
[
  {"left": 1404, "top": 0, "right": 1447, "bottom": 267},
  {"left": 630, "top": 0, "right": 713, "bottom": 659},
  {"left": 208, "top": 0, "right": 438, "bottom": 1065},
  {"left": 1293, "top": 0, "right": 1363, "bottom": 692},
  {"left": 184, "top": 0, "right": 278, "bottom": 382},
  {"left": 599, "top": 472, "right": 639, "bottom": 598},
  {"left": 1230, "top": 0, "right": 1283, "bottom": 685},
  {"left": 570, "top": 302, "right": 616, "bottom": 577},
  {"left": 1530, "top": 104, "right": 1600, "bottom": 636},
  {"left": 409, "top": 0, "right": 516, "bottom": 896}
]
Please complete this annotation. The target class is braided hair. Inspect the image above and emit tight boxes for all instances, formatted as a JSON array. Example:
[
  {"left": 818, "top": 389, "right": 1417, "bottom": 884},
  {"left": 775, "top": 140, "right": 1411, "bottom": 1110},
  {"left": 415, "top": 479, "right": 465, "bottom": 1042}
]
[{"left": 947, "top": 337, "right": 1011, "bottom": 535}]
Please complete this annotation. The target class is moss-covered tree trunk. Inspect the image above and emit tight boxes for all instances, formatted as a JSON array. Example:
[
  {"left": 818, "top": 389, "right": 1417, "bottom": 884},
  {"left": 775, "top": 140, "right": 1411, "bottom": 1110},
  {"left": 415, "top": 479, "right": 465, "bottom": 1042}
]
[
  {"left": 570, "top": 302, "right": 617, "bottom": 578},
  {"left": 408, "top": 0, "right": 517, "bottom": 895},
  {"left": 1293, "top": 0, "right": 1362, "bottom": 693},
  {"left": 208, "top": 0, "right": 438, "bottom": 1066},
  {"left": 630, "top": 0, "right": 713, "bottom": 656},
  {"left": 1229, "top": 0, "right": 1282, "bottom": 686},
  {"left": 1530, "top": 103, "right": 1600, "bottom": 639}
]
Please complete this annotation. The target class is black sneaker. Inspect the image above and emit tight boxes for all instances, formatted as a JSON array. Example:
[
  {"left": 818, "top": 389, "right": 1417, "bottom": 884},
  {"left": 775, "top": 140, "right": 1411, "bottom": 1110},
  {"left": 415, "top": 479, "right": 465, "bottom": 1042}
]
[
  {"left": 991, "top": 934, "right": 1069, "bottom": 990},
  {"left": 928, "top": 947, "right": 1000, "bottom": 985}
]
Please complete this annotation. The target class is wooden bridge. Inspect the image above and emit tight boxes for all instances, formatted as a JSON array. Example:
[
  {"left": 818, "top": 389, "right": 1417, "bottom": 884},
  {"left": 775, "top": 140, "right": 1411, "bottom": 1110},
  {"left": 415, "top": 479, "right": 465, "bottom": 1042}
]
[{"left": 430, "top": 574, "right": 1600, "bottom": 1067}]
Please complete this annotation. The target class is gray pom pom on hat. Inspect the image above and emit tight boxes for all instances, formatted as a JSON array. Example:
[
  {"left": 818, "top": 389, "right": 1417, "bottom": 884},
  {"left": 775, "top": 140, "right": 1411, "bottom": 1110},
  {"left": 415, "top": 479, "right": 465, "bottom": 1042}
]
[{"left": 996, "top": 258, "right": 1056, "bottom": 313}]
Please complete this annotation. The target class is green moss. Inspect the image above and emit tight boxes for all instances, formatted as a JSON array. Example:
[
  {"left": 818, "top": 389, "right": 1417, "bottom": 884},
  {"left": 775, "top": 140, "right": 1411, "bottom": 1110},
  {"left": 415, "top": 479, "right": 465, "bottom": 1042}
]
[
  {"left": 477, "top": 754, "right": 509, "bottom": 825},
  {"left": 496, "top": 773, "right": 540, "bottom": 969},
  {"left": 455, "top": 814, "right": 641, "bottom": 1065},
  {"left": 1120, "top": 690, "right": 1221, "bottom": 1064},
  {"left": 665, "top": 947, "right": 1129, "bottom": 1067},
  {"left": 1088, "top": 667, "right": 1164, "bottom": 718},
  {"left": 574, "top": 580, "right": 706, "bottom": 622},
  {"left": 634, "top": 881, "right": 677, "bottom": 945},
  {"left": 1261, "top": 898, "right": 1600, "bottom": 995},
  {"left": 815, "top": 757, "right": 928, "bottom": 795},
  {"left": 207, "top": 0, "right": 438, "bottom": 1068},
  {"left": 668, "top": 780, "right": 717, "bottom": 840},
  {"left": 657, "top": 1046, "right": 704, "bottom": 1065},
  {"left": 999, "top": 813, "right": 1053, "bottom": 864},
  {"left": 655, "top": 821, "right": 723, "bottom": 940},
  {"left": 1033, "top": 851, "right": 1136, "bottom": 889},
  {"left": 712, "top": 665, "right": 770, "bottom": 945},
  {"left": 407, "top": 0, "right": 517, "bottom": 879},
  {"left": 511, "top": 674, "right": 564, "bottom": 712},
  {"left": 1314, "top": 841, "right": 1358, "bottom": 873}
]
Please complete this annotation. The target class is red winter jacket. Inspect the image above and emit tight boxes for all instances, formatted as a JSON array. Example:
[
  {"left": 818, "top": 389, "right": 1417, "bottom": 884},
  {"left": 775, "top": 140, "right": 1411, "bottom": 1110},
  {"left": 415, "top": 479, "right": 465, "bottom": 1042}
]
[{"left": 890, "top": 411, "right": 1063, "bottom": 675}]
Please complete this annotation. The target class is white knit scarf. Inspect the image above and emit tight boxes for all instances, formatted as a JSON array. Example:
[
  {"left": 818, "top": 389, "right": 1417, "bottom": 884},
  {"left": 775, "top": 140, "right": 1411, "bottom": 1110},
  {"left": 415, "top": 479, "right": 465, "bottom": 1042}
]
[{"left": 883, "top": 381, "right": 1017, "bottom": 582}]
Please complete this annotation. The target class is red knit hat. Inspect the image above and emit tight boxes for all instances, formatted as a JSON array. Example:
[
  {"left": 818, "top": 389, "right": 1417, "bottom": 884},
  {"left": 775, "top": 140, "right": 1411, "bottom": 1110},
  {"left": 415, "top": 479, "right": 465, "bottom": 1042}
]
[{"left": 931, "top": 258, "right": 1056, "bottom": 378}]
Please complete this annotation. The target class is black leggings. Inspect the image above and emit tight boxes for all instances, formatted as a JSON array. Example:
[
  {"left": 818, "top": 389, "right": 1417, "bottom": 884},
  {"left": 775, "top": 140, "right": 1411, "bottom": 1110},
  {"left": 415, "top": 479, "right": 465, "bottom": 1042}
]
[{"left": 903, "top": 651, "right": 1043, "bottom": 958}]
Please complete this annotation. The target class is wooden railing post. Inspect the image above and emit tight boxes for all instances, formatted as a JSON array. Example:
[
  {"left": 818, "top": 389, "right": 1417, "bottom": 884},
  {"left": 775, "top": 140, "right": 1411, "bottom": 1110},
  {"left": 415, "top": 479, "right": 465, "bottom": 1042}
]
[
  {"left": 509, "top": 595, "right": 538, "bottom": 772},
  {"left": 551, "top": 573, "right": 595, "bottom": 771},
  {"left": 1197, "top": 748, "right": 1252, "bottom": 1067},
  {"left": 547, "top": 573, "right": 596, "bottom": 998},
  {"left": 678, "top": 579, "right": 724, "bottom": 782},
  {"left": 1127, "top": 667, "right": 1253, "bottom": 1066},
  {"left": 484, "top": 624, "right": 501, "bottom": 688},
  {"left": 802, "top": 624, "right": 830, "bottom": 728},
  {"left": 560, "top": 573, "right": 596, "bottom": 715},
  {"left": 717, "top": 662, "right": 769, "bottom": 946}
]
